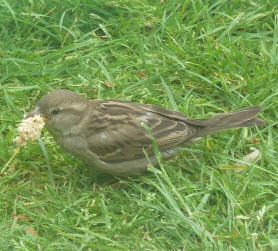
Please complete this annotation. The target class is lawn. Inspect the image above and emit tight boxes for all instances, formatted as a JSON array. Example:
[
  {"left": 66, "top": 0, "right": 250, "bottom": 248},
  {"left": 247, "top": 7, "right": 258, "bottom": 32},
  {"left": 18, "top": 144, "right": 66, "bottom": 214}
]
[{"left": 1, "top": 0, "right": 278, "bottom": 250}]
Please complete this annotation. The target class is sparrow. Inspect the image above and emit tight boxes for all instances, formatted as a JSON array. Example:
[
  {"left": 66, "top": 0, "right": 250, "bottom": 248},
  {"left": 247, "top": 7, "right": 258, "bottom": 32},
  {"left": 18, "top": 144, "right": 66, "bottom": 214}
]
[{"left": 26, "top": 89, "right": 265, "bottom": 177}]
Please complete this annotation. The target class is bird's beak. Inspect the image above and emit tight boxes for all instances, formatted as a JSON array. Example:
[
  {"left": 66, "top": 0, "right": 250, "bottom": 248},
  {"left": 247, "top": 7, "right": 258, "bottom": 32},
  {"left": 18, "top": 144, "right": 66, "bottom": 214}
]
[{"left": 24, "top": 106, "right": 41, "bottom": 119}]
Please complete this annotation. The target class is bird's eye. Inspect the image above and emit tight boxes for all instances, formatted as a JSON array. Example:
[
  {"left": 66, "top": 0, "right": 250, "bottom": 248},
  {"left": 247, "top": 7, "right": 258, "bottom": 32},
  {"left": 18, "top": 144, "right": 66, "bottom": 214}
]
[{"left": 51, "top": 108, "right": 60, "bottom": 115}]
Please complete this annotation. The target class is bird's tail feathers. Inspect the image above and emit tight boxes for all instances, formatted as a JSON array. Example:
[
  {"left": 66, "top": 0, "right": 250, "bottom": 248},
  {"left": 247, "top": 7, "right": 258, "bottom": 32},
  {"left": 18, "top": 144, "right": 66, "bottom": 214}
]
[{"left": 188, "top": 106, "right": 265, "bottom": 137}]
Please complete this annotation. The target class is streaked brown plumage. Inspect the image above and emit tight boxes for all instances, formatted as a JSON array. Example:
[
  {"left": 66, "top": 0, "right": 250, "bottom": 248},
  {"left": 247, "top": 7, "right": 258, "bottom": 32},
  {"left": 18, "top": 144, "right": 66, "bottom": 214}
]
[{"left": 26, "top": 89, "right": 265, "bottom": 177}]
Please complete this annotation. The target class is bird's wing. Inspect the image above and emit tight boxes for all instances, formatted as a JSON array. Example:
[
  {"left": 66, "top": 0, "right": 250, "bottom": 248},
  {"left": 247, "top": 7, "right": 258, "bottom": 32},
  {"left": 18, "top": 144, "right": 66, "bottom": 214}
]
[{"left": 85, "top": 100, "right": 197, "bottom": 163}]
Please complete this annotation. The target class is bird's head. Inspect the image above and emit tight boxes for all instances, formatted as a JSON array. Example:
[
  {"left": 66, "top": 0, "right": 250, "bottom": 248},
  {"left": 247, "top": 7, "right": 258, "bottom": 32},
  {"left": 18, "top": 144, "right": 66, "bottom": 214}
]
[{"left": 26, "top": 89, "right": 88, "bottom": 136}]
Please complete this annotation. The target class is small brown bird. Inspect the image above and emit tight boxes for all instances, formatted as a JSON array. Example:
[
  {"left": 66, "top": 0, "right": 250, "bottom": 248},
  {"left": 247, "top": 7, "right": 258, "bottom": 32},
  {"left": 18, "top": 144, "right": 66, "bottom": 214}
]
[{"left": 26, "top": 89, "right": 265, "bottom": 177}]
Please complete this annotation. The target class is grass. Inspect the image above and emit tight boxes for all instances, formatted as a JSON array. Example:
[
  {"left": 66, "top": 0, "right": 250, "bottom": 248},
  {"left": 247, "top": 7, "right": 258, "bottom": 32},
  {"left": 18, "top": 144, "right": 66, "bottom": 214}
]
[{"left": 1, "top": 0, "right": 278, "bottom": 250}]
